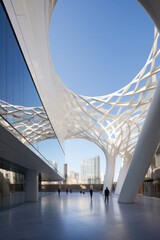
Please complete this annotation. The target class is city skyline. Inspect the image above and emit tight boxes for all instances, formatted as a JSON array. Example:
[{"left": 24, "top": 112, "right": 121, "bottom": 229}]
[
  {"left": 65, "top": 139, "right": 121, "bottom": 181},
  {"left": 64, "top": 155, "right": 106, "bottom": 184}
]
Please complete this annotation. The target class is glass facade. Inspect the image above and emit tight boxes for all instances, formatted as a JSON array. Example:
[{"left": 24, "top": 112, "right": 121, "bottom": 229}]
[
  {"left": 0, "top": 158, "right": 25, "bottom": 211},
  {"left": 0, "top": 2, "right": 64, "bottom": 210},
  {"left": 0, "top": 2, "right": 64, "bottom": 174},
  {"left": 143, "top": 146, "right": 160, "bottom": 198},
  {"left": 80, "top": 156, "right": 100, "bottom": 184}
]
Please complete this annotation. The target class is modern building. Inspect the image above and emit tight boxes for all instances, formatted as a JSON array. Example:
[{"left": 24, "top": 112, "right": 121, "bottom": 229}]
[
  {"left": 0, "top": 0, "right": 64, "bottom": 211},
  {"left": 143, "top": 146, "right": 160, "bottom": 198},
  {"left": 64, "top": 163, "right": 68, "bottom": 183},
  {"left": 68, "top": 171, "right": 79, "bottom": 184},
  {"left": 80, "top": 156, "right": 100, "bottom": 184},
  {"left": 0, "top": 0, "right": 160, "bottom": 213},
  {"left": 52, "top": 160, "right": 58, "bottom": 170},
  {"left": 75, "top": 173, "right": 79, "bottom": 183}
]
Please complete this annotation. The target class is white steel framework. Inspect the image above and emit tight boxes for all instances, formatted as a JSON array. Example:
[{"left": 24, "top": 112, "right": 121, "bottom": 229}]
[{"left": 2, "top": 0, "right": 160, "bottom": 202}]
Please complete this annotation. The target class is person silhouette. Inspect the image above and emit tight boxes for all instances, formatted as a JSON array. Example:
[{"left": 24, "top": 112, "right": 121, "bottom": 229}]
[
  {"left": 104, "top": 187, "right": 110, "bottom": 203},
  {"left": 89, "top": 188, "right": 93, "bottom": 199},
  {"left": 58, "top": 188, "right": 60, "bottom": 196}
]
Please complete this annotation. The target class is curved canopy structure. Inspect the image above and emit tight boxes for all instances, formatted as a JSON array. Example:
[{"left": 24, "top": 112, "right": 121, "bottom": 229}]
[
  {"left": 2, "top": 0, "right": 160, "bottom": 202},
  {"left": 1, "top": 27, "right": 159, "bottom": 152},
  {"left": 0, "top": 99, "right": 56, "bottom": 145}
]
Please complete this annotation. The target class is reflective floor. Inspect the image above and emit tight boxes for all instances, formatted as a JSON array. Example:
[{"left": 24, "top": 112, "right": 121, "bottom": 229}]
[{"left": 0, "top": 192, "right": 160, "bottom": 240}]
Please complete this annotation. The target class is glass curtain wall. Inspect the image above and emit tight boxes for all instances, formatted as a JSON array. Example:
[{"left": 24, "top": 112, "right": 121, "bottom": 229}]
[
  {"left": 0, "top": 165, "right": 25, "bottom": 211},
  {"left": 143, "top": 146, "right": 160, "bottom": 198},
  {"left": 0, "top": 3, "right": 64, "bottom": 177}
]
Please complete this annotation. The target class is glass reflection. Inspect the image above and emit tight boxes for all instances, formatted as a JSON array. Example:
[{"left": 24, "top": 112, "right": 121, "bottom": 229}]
[
  {"left": 0, "top": 2, "right": 64, "bottom": 174},
  {"left": 0, "top": 167, "right": 25, "bottom": 211}
]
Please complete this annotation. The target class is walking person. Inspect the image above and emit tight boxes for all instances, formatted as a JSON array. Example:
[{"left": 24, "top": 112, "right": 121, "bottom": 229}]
[
  {"left": 89, "top": 188, "right": 93, "bottom": 199},
  {"left": 58, "top": 188, "right": 60, "bottom": 196},
  {"left": 89, "top": 185, "right": 93, "bottom": 199},
  {"left": 104, "top": 187, "right": 110, "bottom": 203}
]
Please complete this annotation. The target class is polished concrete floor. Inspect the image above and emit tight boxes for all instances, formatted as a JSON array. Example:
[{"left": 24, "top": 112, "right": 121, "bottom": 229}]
[{"left": 0, "top": 192, "right": 160, "bottom": 240}]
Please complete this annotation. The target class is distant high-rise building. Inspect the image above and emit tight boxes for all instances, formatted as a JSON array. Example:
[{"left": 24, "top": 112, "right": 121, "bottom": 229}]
[
  {"left": 75, "top": 173, "right": 79, "bottom": 182},
  {"left": 80, "top": 156, "right": 100, "bottom": 184},
  {"left": 52, "top": 160, "right": 57, "bottom": 170},
  {"left": 68, "top": 171, "right": 79, "bottom": 184},
  {"left": 69, "top": 171, "right": 75, "bottom": 180},
  {"left": 64, "top": 163, "right": 68, "bottom": 183}
]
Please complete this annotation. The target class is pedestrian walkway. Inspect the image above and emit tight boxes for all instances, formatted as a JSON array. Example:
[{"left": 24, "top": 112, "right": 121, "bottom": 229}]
[{"left": 0, "top": 192, "right": 160, "bottom": 240}]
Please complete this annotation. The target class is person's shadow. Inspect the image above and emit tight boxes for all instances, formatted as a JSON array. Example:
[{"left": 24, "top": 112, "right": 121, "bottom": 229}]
[{"left": 90, "top": 199, "right": 93, "bottom": 210}]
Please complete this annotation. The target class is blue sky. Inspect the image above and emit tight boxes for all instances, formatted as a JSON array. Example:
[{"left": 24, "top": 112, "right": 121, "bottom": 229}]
[{"left": 48, "top": 0, "right": 154, "bottom": 178}]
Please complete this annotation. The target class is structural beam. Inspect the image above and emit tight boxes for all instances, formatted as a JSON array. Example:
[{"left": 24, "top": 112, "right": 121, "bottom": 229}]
[
  {"left": 103, "top": 153, "right": 117, "bottom": 192},
  {"left": 138, "top": 0, "right": 160, "bottom": 33},
  {"left": 119, "top": 80, "right": 160, "bottom": 203},
  {"left": 115, "top": 154, "right": 131, "bottom": 195}
]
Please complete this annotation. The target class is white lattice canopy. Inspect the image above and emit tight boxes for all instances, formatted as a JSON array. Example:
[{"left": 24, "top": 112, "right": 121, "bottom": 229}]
[{"left": 1, "top": 28, "right": 160, "bottom": 163}]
